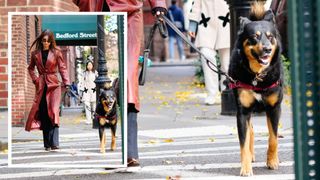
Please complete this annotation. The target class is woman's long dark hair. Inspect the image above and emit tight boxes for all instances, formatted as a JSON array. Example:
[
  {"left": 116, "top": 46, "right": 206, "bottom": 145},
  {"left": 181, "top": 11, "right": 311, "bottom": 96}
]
[
  {"left": 85, "top": 61, "right": 95, "bottom": 72},
  {"left": 30, "top": 29, "right": 57, "bottom": 51}
]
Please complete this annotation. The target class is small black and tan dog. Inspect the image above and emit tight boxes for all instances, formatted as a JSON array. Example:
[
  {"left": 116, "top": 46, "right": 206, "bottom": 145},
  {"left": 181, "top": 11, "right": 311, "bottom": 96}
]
[
  {"left": 228, "top": 2, "right": 283, "bottom": 176},
  {"left": 94, "top": 78, "right": 119, "bottom": 153}
]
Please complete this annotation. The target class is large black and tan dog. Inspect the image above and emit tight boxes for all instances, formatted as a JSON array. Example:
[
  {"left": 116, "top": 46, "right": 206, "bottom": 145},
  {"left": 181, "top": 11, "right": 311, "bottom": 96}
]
[
  {"left": 94, "top": 78, "right": 119, "bottom": 153},
  {"left": 228, "top": 3, "right": 283, "bottom": 176}
]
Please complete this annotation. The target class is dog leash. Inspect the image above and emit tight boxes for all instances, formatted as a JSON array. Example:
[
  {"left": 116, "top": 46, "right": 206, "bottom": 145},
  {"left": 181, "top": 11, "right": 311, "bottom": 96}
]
[
  {"left": 66, "top": 90, "right": 97, "bottom": 115},
  {"left": 139, "top": 16, "right": 168, "bottom": 86},
  {"left": 159, "top": 14, "right": 236, "bottom": 84}
]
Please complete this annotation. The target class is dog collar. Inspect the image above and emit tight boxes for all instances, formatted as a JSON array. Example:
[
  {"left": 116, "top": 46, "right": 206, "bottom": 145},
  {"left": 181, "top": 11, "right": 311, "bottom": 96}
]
[
  {"left": 229, "top": 80, "right": 280, "bottom": 91},
  {"left": 96, "top": 114, "right": 117, "bottom": 121}
]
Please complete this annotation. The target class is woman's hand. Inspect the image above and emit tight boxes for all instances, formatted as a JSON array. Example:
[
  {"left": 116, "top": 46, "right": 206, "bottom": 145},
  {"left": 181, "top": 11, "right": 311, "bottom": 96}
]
[
  {"left": 188, "top": 31, "right": 196, "bottom": 38},
  {"left": 152, "top": 7, "right": 167, "bottom": 18},
  {"left": 65, "top": 85, "right": 71, "bottom": 93}
]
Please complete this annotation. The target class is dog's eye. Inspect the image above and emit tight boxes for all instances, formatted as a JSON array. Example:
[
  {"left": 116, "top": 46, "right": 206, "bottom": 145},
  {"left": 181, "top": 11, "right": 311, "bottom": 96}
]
[
  {"left": 267, "top": 35, "right": 273, "bottom": 41},
  {"left": 251, "top": 34, "right": 258, "bottom": 39}
]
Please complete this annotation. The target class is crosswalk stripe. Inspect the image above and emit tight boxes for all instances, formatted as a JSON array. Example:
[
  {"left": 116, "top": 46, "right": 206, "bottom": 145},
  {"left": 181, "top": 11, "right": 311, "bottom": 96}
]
[
  {"left": 138, "top": 126, "right": 292, "bottom": 138},
  {"left": 2, "top": 161, "right": 294, "bottom": 179},
  {"left": 139, "top": 161, "right": 294, "bottom": 171},
  {"left": 11, "top": 142, "right": 293, "bottom": 161},
  {"left": 131, "top": 174, "right": 295, "bottom": 180},
  {"left": 12, "top": 148, "right": 293, "bottom": 166},
  {"left": 12, "top": 135, "right": 293, "bottom": 152}
]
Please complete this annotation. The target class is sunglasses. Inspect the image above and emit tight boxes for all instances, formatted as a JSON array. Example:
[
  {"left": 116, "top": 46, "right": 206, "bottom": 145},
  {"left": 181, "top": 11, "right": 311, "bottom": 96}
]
[{"left": 41, "top": 38, "right": 51, "bottom": 43}]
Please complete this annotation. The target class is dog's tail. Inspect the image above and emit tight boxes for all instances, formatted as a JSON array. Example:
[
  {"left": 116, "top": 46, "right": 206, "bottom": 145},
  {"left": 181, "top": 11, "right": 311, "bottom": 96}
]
[{"left": 249, "top": 1, "right": 266, "bottom": 21}]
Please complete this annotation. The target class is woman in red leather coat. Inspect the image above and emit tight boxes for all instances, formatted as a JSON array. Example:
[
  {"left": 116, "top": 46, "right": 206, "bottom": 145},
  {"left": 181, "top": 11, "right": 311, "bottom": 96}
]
[
  {"left": 73, "top": 0, "right": 167, "bottom": 168},
  {"left": 26, "top": 29, "right": 70, "bottom": 151}
]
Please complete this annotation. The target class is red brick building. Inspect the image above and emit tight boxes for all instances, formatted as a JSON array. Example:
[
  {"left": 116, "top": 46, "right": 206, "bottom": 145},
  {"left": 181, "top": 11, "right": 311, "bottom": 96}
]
[
  {"left": 0, "top": 0, "right": 78, "bottom": 110},
  {"left": 0, "top": 0, "right": 78, "bottom": 125},
  {"left": 11, "top": 15, "right": 77, "bottom": 126}
]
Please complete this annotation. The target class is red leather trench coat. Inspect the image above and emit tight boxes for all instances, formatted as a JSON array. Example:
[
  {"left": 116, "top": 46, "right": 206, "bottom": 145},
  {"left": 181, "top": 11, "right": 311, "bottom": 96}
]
[
  {"left": 73, "top": 0, "right": 167, "bottom": 111},
  {"left": 25, "top": 49, "right": 70, "bottom": 131}
]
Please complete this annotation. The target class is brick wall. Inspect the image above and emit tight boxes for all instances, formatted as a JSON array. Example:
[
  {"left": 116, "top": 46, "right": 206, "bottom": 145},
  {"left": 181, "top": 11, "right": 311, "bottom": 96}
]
[
  {"left": 0, "top": 0, "right": 78, "bottom": 111},
  {"left": 1, "top": 0, "right": 78, "bottom": 125},
  {"left": 11, "top": 15, "right": 28, "bottom": 126}
]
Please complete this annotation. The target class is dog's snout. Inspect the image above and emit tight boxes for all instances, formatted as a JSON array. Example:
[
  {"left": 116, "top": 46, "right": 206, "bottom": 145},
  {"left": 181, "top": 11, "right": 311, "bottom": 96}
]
[{"left": 263, "top": 46, "right": 272, "bottom": 54}]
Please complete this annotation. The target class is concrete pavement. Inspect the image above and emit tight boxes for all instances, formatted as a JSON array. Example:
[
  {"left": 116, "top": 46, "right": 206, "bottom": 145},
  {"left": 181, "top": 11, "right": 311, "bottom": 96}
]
[
  {"left": 11, "top": 106, "right": 124, "bottom": 167},
  {"left": 0, "top": 110, "right": 8, "bottom": 167}
]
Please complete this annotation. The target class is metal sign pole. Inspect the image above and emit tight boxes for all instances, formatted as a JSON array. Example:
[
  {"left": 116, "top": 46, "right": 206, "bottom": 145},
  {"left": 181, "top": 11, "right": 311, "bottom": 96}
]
[{"left": 289, "top": 0, "right": 320, "bottom": 179}]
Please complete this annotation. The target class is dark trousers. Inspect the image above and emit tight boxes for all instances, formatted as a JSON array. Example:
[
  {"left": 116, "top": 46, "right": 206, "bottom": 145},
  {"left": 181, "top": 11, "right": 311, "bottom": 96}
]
[
  {"left": 127, "top": 104, "right": 138, "bottom": 159},
  {"left": 39, "top": 85, "right": 59, "bottom": 148}
]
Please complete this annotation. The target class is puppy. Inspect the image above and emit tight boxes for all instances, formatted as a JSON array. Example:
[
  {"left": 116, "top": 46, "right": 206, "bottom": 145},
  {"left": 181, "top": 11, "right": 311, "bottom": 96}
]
[{"left": 228, "top": 2, "right": 283, "bottom": 176}]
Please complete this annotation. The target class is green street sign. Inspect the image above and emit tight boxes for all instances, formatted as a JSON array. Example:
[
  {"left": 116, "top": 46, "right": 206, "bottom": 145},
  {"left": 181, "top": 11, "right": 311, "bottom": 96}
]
[{"left": 42, "top": 15, "right": 97, "bottom": 45}]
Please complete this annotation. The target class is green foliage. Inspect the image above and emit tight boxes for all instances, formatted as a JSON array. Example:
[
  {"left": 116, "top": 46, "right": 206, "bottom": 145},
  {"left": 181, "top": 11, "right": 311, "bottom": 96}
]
[
  {"left": 104, "top": 15, "right": 118, "bottom": 33},
  {"left": 194, "top": 59, "right": 204, "bottom": 84},
  {"left": 281, "top": 55, "right": 291, "bottom": 88}
]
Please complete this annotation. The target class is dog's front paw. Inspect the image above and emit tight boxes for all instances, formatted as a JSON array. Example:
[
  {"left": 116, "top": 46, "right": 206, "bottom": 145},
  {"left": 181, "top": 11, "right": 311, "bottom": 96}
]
[
  {"left": 100, "top": 148, "right": 106, "bottom": 154},
  {"left": 252, "top": 154, "right": 256, "bottom": 162},
  {"left": 240, "top": 162, "right": 253, "bottom": 176},
  {"left": 267, "top": 157, "right": 279, "bottom": 170},
  {"left": 111, "top": 143, "right": 116, "bottom": 151}
]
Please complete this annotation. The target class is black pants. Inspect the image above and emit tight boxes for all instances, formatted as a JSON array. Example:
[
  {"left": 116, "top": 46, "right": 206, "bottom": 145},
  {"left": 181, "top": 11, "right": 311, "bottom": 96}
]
[{"left": 39, "top": 85, "right": 59, "bottom": 148}]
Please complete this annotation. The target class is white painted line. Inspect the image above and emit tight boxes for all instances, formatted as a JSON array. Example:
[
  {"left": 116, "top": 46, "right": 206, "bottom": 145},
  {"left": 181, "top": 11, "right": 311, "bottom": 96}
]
[
  {"left": 12, "top": 146, "right": 293, "bottom": 167},
  {"left": 138, "top": 126, "right": 291, "bottom": 138},
  {"left": 140, "top": 161, "right": 294, "bottom": 172},
  {"left": 12, "top": 150, "right": 121, "bottom": 160},
  {"left": 2, "top": 162, "right": 294, "bottom": 179},
  {"left": 1, "top": 168, "right": 119, "bottom": 179},
  {"left": 132, "top": 174, "right": 295, "bottom": 180},
  {"left": 12, "top": 142, "right": 293, "bottom": 161}
]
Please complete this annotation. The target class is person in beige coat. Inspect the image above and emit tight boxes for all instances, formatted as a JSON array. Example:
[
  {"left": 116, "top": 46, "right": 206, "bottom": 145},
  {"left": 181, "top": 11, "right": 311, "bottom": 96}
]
[{"left": 188, "top": 0, "right": 230, "bottom": 105}]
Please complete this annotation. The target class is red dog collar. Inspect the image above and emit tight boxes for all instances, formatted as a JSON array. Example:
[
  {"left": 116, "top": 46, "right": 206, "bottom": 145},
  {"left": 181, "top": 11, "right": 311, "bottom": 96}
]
[
  {"left": 96, "top": 114, "right": 117, "bottom": 121},
  {"left": 229, "top": 80, "right": 280, "bottom": 91}
]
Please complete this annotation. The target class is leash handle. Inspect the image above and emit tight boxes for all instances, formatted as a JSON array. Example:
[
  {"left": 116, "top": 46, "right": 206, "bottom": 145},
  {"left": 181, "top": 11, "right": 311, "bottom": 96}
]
[
  {"left": 139, "top": 16, "right": 168, "bottom": 86},
  {"left": 157, "top": 18, "right": 168, "bottom": 38},
  {"left": 139, "top": 49, "right": 149, "bottom": 86}
]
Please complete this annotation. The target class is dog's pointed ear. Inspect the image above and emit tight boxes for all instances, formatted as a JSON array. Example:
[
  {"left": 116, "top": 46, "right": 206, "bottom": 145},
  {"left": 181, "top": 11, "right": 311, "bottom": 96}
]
[
  {"left": 264, "top": 10, "right": 276, "bottom": 23},
  {"left": 238, "top": 17, "right": 251, "bottom": 35}
]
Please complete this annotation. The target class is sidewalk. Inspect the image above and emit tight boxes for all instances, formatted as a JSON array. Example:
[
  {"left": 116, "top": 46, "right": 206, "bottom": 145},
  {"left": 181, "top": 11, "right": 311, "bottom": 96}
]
[
  {"left": 139, "top": 65, "right": 293, "bottom": 135},
  {"left": 151, "top": 58, "right": 200, "bottom": 67},
  {"left": 0, "top": 110, "right": 8, "bottom": 151},
  {"left": 12, "top": 106, "right": 96, "bottom": 142}
]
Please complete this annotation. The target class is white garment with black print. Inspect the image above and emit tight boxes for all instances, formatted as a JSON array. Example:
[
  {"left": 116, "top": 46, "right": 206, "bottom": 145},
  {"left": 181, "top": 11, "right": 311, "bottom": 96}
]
[
  {"left": 81, "top": 70, "right": 98, "bottom": 103},
  {"left": 188, "top": 0, "right": 230, "bottom": 50}
]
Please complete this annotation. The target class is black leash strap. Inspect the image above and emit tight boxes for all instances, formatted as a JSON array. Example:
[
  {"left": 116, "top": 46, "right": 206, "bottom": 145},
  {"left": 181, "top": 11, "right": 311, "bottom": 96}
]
[
  {"left": 67, "top": 90, "right": 96, "bottom": 114},
  {"left": 160, "top": 14, "right": 235, "bottom": 83},
  {"left": 139, "top": 17, "right": 168, "bottom": 86}
]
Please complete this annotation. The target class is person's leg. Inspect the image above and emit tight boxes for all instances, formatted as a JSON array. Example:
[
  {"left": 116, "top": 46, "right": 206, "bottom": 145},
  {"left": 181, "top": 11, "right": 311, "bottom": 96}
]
[
  {"left": 217, "top": 48, "right": 230, "bottom": 90},
  {"left": 127, "top": 104, "right": 138, "bottom": 160},
  {"left": 91, "top": 101, "right": 96, "bottom": 121},
  {"left": 39, "top": 85, "right": 50, "bottom": 149},
  {"left": 84, "top": 101, "right": 92, "bottom": 124},
  {"left": 42, "top": 128, "right": 50, "bottom": 149},
  {"left": 200, "top": 47, "right": 219, "bottom": 105},
  {"left": 176, "top": 36, "right": 185, "bottom": 60},
  {"left": 168, "top": 36, "right": 175, "bottom": 60},
  {"left": 51, "top": 126, "right": 59, "bottom": 149}
]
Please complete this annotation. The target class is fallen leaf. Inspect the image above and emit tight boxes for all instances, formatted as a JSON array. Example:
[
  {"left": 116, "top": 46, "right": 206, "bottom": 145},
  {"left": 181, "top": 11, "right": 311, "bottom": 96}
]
[
  {"left": 209, "top": 138, "right": 215, "bottom": 142},
  {"left": 163, "top": 160, "right": 172, "bottom": 164},
  {"left": 278, "top": 122, "right": 283, "bottom": 129},
  {"left": 147, "top": 140, "right": 159, "bottom": 144},
  {"left": 163, "top": 138, "right": 174, "bottom": 143}
]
